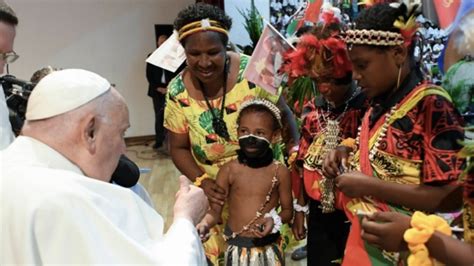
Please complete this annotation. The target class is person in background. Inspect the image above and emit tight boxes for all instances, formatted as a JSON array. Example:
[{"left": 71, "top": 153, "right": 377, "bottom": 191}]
[
  {"left": 0, "top": 1, "right": 18, "bottom": 150},
  {"left": 146, "top": 34, "right": 184, "bottom": 153},
  {"left": 1, "top": 69, "right": 208, "bottom": 264}
]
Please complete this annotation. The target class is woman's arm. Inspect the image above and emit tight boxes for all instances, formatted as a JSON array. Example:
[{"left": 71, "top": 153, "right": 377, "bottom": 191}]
[
  {"left": 169, "top": 132, "right": 226, "bottom": 205},
  {"left": 169, "top": 132, "right": 203, "bottom": 182}
]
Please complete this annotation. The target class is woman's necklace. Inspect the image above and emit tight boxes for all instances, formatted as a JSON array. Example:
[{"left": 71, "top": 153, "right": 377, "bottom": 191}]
[{"left": 199, "top": 57, "right": 230, "bottom": 140}]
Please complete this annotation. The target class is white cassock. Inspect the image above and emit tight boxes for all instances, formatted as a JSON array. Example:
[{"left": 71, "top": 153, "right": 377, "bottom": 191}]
[
  {"left": 0, "top": 84, "right": 14, "bottom": 150},
  {"left": 0, "top": 136, "right": 206, "bottom": 265}
]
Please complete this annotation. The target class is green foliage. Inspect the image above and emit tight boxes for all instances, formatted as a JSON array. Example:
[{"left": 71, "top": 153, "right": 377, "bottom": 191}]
[
  {"left": 284, "top": 76, "right": 316, "bottom": 112},
  {"left": 443, "top": 60, "right": 474, "bottom": 114},
  {"left": 458, "top": 126, "right": 474, "bottom": 181},
  {"left": 236, "top": 0, "right": 264, "bottom": 55}
]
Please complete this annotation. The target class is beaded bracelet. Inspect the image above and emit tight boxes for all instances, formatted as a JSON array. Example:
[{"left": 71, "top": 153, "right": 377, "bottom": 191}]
[
  {"left": 403, "top": 211, "right": 452, "bottom": 266},
  {"left": 294, "top": 202, "right": 309, "bottom": 214},
  {"left": 264, "top": 208, "right": 282, "bottom": 234},
  {"left": 194, "top": 173, "right": 210, "bottom": 187}
]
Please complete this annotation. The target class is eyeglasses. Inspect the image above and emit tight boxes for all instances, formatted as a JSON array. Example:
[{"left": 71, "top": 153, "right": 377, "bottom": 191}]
[{"left": 0, "top": 52, "right": 19, "bottom": 64}]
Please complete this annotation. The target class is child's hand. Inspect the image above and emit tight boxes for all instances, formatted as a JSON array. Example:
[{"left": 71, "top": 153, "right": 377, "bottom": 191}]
[
  {"left": 335, "top": 171, "right": 376, "bottom": 198},
  {"left": 322, "top": 146, "right": 351, "bottom": 178},
  {"left": 196, "top": 222, "right": 211, "bottom": 242},
  {"left": 361, "top": 212, "right": 411, "bottom": 252},
  {"left": 253, "top": 217, "right": 274, "bottom": 238},
  {"left": 292, "top": 212, "right": 307, "bottom": 240}
]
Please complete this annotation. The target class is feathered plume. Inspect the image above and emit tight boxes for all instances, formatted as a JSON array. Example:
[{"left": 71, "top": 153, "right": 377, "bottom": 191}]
[{"left": 391, "top": 0, "right": 421, "bottom": 46}]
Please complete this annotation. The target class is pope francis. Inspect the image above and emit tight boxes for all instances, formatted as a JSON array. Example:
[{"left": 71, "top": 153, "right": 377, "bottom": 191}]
[{"left": 0, "top": 69, "right": 208, "bottom": 265}]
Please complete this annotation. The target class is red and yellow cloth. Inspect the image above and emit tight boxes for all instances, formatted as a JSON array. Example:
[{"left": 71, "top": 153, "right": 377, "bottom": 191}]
[{"left": 341, "top": 84, "right": 465, "bottom": 266}]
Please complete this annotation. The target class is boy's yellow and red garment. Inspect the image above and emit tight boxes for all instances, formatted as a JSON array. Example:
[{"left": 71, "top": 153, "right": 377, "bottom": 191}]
[
  {"left": 296, "top": 92, "right": 367, "bottom": 205},
  {"left": 340, "top": 80, "right": 465, "bottom": 265}
]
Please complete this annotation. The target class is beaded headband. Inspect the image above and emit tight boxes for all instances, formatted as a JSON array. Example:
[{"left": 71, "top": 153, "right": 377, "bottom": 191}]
[
  {"left": 346, "top": 1, "right": 421, "bottom": 47},
  {"left": 239, "top": 98, "right": 282, "bottom": 127},
  {"left": 178, "top": 18, "right": 228, "bottom": 41},
  {"left": 345, "top": 29, "right": 405, "bottom": 46}
]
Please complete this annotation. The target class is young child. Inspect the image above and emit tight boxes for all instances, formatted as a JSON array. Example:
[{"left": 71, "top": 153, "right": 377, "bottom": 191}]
[{"left": 197, "top": 99, "right": 293, "bottom": 266}]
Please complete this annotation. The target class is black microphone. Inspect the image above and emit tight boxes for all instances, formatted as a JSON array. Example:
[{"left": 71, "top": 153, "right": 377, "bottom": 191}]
[
  {"left": 111, "top": 155, "right": 140, "bottom": 188},
  {"left": 1, "top": 75, "right": 36, "bottom": 99}
]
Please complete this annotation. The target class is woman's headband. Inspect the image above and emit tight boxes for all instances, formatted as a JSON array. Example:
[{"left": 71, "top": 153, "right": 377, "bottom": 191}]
[{"left": 178, "top": 18, "right": 228, "bottom": 41}]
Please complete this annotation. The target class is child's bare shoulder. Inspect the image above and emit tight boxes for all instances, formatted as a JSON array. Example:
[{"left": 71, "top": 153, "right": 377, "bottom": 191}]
[
  {"left": 222, "top": 159, "right": 241, "bottom": 171},
  {"left": 275, "top": 162, "right": 290, "bottom": 179},
  {"left": 220, "top": 159, "right": 242, "bottom": 183}
]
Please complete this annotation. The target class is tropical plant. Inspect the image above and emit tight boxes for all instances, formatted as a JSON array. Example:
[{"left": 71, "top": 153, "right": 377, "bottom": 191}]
[
  {"left": 236, "top": 0, "right": 264, "bottom": 55},
  {"left": 284, "top": 76, "right": 317, "bottom": 113}
]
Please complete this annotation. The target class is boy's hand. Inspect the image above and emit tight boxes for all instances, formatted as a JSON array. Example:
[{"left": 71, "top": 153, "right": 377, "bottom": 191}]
[
  {"left": 292, "top": 212, "right": 307, "bottom": 240},
  {"left": 200, "top": 178, "right": 226, "bottom": 206},
  {"left": 196, "top": 222, "right": 211, "bottom": 242},
  {"left": 361, "top": 212, "right": 411, "bottom": 252},
  {"left": 335, "top": 171, "right": 375, "bottom": 198},
  {"left": 253, "top": 217, "right": 274, "bottom": 238},
  {"left": 322, "top": 146, "right": 351, "bottom": 179}
]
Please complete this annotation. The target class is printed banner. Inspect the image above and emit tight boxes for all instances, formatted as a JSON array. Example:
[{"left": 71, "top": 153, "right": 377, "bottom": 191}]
[
  {"left": 146, "top": 31, "right": 186, "bottom": 72},
  {"left": 243, "top": 23, "right": 295, "bottom": 95}
]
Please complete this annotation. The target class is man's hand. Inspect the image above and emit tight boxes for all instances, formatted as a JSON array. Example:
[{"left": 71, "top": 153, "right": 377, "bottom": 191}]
[
  {"left": 174, "top": 175, "right": 209, "bottom": 225},
  {"left": 200, "top": 178, "right": 226, "bottom": 206},
  {"left": 335, "top": 171, "right": 375, "bottom": 198},
  {"left": 322, "top": 146, "right": 351, "bottom": 179},
  {"left": 292, "top": 212, "right": 307, "bottom": 240},
  {"left": 156, "top": 87, "right": 167, "bottom": 94},
  {"left": 361, "top": 212, "right": 411, "bottom": 252}
]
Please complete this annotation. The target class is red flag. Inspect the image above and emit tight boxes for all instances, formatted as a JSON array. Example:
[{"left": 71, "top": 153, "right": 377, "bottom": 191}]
[
  {"left": 304, "top": 0, "right": 323, "bottom": 24},
  {"left": 433, "top": 0, "right": 461, "bottom": 29},
  {"left": 243, "top": 24, "right": 294, "bottom": 94}
]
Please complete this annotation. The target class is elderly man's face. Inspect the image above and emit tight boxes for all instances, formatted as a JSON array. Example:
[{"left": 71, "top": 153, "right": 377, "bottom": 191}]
[
  {"left": 0, "top": 22, "right": 15, "bottom": 75},
  {"left": 93, "top": 99, "right": 130, "bottom": 182}
]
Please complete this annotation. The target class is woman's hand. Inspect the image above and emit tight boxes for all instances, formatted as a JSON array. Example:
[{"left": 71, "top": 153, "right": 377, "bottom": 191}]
[
  {"left": 200, "top": 178, "right": 226, "bottom": 206},
  {"left": 292, "top": 212, "right": 307, "bottom": 240}
]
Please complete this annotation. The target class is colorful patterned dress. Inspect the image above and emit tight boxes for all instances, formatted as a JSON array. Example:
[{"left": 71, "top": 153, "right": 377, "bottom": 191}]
[
  {"left": 164, "top": 54, "right": 281, "bottom": 265},
  {"left": 341, "top": 71, "right": 465, "bottom": 266}
]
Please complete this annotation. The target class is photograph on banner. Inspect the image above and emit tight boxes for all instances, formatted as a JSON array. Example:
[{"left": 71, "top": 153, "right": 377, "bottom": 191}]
[
  {"left": 146, "top": 31, "right": 186, "bottom": 73},
  {"left": 244, "top": 23, "right": 295, "bottom": 95}
]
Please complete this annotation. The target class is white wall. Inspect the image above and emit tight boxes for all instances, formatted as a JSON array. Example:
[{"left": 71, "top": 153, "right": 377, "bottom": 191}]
[
  {"left": 9, "top": 0, "right": 193, "bottom": 137},
  {"left": 225, "top": 0, "right": 270, "bottom": 48}
]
